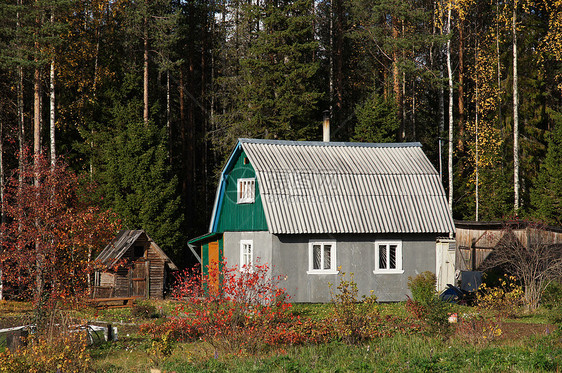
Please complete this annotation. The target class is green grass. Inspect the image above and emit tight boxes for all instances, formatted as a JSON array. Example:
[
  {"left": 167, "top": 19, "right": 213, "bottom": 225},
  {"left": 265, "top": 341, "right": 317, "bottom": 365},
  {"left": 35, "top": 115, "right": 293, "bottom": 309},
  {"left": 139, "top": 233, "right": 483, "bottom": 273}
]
[
  {"left": 148, "top": 333, "right": 562, "bottom": 373},
  {"left": 506, "top": 308, "right": 554, "bottom": 325},
  {"left": 2, "top": 300, "right": 560, "bottom": 372}
]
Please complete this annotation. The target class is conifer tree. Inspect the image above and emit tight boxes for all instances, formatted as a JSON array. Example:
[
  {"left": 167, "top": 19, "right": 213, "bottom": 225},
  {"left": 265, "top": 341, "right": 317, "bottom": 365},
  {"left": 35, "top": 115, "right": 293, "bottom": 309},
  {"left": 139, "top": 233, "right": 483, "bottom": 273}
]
[
  {"left": 95, "top": 93, "right": 184, "bottom": 261},
  {"left": 214, "top": 0, "right": 322, "bottom": 154},
  {"left": 353, "top": 92, "right": 399, "bottom": 143},
  {"left": 530, "top": 111, "right": 562, "bottom": 225}
]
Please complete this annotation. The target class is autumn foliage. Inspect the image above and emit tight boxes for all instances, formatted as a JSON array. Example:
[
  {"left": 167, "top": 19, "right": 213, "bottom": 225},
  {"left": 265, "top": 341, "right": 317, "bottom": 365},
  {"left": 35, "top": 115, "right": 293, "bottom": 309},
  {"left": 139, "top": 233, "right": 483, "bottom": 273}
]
[
  {"left": 0, "top": 331, "right": 91, "bottom": 373},
  {"left": 0, "top": 151, "right": 120, "bottom": 305},
  {"left": 142, "top": 262, "right": 310, "bottom": 353},
  {"left": 142, "top": 264, "right": 411, "bottom": 354}
]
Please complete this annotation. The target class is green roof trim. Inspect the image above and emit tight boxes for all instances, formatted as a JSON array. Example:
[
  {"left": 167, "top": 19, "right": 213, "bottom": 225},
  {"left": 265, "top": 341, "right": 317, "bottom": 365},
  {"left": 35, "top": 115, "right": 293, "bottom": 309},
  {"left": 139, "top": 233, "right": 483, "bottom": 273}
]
[{"left": 188, "top": 232, "right": 222, "bottom": 245}]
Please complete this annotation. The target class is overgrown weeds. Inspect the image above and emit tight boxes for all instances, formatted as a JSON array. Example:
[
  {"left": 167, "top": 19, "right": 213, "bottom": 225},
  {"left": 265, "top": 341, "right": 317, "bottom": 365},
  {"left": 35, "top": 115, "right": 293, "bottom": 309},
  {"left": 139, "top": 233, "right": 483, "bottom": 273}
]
[
  {"left": 406, "top": 271, "right": 452, "bottom": 338},
  {"left": 0, "top": 308, "right": 92, "bottom": 373},
  {"left": 329, "top": 270, "right": 382, "bottom": 344}
]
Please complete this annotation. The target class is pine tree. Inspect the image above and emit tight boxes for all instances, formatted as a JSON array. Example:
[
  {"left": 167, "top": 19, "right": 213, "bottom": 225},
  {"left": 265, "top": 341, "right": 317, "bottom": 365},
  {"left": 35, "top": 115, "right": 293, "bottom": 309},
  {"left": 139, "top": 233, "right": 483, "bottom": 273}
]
[
  {"left": 530, "top": 110, "right": 562, "bottom": 225},
  {"left": 353, "top": 92, "right": 399, "bottom": 143},
  {"left": 214, "top": 0, "right": 322, "bottom": 155},
  {"left": 95, "top": 91, "right": 185, "bottom": 260}
]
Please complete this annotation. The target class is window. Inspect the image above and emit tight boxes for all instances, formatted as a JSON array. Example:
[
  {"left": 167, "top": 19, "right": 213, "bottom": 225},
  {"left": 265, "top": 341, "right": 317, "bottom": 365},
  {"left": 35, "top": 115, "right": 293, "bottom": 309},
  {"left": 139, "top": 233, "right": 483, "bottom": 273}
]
[
  {"left": 307, "top": 240, "right": 337, "bottom": 274},
  {"left": 374, "top": 241, "right": 403, "bottom": 274},
  {"left": 237, "top": 178, "right": 255, "bottom": 204},
  {"left": 134, "top": 245, "right": 144, "bottom": 258},
  {"left": 240, "top": 240, "right": 253, "bottom": 271}
]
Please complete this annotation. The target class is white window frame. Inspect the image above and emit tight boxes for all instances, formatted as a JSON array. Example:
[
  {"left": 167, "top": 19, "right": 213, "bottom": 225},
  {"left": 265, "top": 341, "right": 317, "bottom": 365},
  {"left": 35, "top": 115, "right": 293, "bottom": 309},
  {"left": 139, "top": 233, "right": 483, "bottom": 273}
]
[
  {"left": 307, "top": 240, "right": 338, "bottom": 274},
  {"left": 240, "top": 240, "right": 253, "bottom": 271},
  {"left": 237, "top": 178, "right": 256, "bottom": 204},
  {"left": 373, "top": 240, "right": 404, "bottom": 274}
]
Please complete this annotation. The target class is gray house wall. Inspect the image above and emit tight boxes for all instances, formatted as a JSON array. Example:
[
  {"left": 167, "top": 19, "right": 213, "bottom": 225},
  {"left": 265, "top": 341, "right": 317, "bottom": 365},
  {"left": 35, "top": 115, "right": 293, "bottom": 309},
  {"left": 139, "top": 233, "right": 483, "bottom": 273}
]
[
  {"left": 223, "top": 231, "right": 438, "bottom": 303},
  {"left": 223, "top": 231, "right": 273, "bottom": 269}
]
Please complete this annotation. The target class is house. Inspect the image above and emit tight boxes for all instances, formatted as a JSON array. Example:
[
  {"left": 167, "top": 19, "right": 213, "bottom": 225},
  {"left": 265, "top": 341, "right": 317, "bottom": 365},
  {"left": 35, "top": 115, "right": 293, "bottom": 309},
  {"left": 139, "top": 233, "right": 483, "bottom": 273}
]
[
  {"left": 94, "top": 230, "right": 178, "bottom": 299},
  {"left": 189, "top": 138, "right": 455, "bottom": 302}
]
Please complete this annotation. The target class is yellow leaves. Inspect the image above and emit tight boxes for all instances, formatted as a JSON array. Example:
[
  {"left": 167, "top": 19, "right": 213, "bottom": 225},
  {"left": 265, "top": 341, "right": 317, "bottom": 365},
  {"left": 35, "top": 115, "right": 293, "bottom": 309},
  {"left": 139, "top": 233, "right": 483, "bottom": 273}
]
[
  {"left": 540, "top": 1, "right": 562, "bottom": 90},
  {"left": 0, "top": 333, "right": 91, "bottom": 372},
  {"left": 453, "top": 0, "right": 475, "bottom": 22},
  {"left": 477, "top": 275, "right": 524, "bottom": 317},
  {"left": 434, "top": 0, "right": 476, "bottom": 30}
]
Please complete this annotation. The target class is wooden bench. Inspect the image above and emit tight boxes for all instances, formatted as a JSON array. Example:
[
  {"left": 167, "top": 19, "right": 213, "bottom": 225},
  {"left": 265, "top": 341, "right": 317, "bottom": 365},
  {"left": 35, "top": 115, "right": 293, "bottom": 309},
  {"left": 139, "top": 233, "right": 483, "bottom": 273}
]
[{"left": 87, "top": 297, "right": 140, "bottom": 309}]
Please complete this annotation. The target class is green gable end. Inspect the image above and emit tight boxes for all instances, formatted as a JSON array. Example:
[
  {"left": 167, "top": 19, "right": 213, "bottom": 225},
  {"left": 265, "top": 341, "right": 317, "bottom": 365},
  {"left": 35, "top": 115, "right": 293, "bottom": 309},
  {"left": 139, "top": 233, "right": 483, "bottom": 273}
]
[{"left": 215, "top": 150, "right": 268, "bottom": 232}]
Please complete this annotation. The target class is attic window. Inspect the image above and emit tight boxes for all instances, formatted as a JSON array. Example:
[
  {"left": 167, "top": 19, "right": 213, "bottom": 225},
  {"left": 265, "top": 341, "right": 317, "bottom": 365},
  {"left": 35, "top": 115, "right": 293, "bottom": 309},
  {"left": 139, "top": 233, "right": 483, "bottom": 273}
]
[
  {"left": 237, "top": 178, "right": 255, "bottom": 204},
  {"left": 134, "top": 245, "right": 144, "bottom": 258},
  {"left": 243, "top": 157, "right": 249, "bottom": 165}
]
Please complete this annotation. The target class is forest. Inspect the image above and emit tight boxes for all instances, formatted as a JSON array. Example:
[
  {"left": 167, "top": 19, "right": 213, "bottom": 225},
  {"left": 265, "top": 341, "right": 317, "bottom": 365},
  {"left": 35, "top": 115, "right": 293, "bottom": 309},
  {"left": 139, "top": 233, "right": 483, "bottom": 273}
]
[{"left": 0, "top": 0, "right": 561, "bottom": 267}]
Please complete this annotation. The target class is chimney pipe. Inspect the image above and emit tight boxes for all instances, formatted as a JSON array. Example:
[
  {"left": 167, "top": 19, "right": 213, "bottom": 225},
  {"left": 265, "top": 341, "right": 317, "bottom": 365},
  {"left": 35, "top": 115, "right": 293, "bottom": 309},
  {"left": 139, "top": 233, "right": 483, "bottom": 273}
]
[{"left": 323, "top": 110, "right": 330, "bottom": 142}]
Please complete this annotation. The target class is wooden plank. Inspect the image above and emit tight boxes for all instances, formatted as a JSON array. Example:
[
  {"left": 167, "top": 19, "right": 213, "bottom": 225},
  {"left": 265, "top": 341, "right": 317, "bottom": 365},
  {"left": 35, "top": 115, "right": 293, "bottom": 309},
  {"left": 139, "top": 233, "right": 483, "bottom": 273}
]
[
  {"left": 86, "top": 296, "right": 140, "bottom": 309},
  {"left": 145, "top": 260, "right": 150, "bottom": 298}
]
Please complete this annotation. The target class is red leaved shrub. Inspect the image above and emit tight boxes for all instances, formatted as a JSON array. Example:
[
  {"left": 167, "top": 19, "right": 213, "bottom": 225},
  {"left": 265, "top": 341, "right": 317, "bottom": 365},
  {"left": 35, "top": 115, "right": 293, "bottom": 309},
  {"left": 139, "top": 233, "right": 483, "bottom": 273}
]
[{"left": 142, "top": 261, "right": 321, "bottom": 353}]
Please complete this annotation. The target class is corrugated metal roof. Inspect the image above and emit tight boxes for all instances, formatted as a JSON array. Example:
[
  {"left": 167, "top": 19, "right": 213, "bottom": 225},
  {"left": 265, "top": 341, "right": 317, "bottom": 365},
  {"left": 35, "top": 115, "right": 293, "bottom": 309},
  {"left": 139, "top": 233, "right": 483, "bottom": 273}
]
[{"left": 239, "top": 139, "right": 455, "bottom": 235}]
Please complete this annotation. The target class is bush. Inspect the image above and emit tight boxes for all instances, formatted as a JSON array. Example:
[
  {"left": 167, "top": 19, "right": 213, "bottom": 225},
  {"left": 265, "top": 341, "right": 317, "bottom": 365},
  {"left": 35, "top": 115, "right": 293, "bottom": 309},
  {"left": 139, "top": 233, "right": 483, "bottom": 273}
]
[
  {"left": 329, "top": 270, "right": 381, "bottom": 344},
  {"left": 143, "top": 261, "right": 309, "bottom": 354},
  {"left": 408, "top": 271, "right": 437, "bottom": 305},
  {"left": 542, "top": 281, "right": 562, "bottom": 309},
  {"left": 147, "top": 330, "right": 174, "bottom": 368},
  {"left": 455, "top": 312, "right": 502, "bottom": 345},
  {"left": 132, "top": 303, "right": 158, "bottom": 319},
  {"left": 0, "top": 332, "right": 91, "bottom": 373},
  {"left": 407, "top": 272, "right": 451, "bottom": 338},
  {"left": 477, "top": 275, "right": 523, "bottom": 318}
]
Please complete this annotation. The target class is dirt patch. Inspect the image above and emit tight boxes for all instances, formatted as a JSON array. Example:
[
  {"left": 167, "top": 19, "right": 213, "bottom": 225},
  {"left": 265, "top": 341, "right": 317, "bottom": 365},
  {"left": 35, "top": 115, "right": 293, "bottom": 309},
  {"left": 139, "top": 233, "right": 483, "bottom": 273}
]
[{"left": 499, "top": 321, "right": 557, "bottom": 341}]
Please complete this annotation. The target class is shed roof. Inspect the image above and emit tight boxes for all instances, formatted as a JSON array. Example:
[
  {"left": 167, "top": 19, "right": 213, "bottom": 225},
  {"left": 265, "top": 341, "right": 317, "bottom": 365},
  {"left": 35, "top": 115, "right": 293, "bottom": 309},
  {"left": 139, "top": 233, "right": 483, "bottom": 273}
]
[
  {"left": 96, "top": 230, "right": 178, "bottom": 270},
  {"left": 211, "top": 139, "right": 455, "bottom": 235}
]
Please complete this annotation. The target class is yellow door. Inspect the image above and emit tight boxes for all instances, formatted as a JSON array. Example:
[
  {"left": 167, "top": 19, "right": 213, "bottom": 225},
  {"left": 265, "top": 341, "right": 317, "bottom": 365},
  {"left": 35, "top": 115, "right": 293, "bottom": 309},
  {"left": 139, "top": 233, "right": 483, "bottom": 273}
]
[{"left": 208, "top": 241, "right": 219, "bottom": 295}]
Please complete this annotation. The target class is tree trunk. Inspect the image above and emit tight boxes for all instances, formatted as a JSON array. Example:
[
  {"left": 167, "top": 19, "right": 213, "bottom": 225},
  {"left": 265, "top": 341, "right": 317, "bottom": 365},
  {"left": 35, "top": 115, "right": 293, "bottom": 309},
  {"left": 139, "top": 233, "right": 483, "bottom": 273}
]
[
  {"left": 50, "top": 12, "right": 56, "bottom": 168},
  {"left": 475, "top": 46, "right": 479, "bottom": 221},
  {"left": 513, "top": 3, "right": 520, "bottom": 212},
  {"left": 34, "top": 1, "right": 43, "bottom": 302},
  {"left": 496, "top": 0, "right": 502, "bottom": 131},
  {"left": 179, "top": 68, "right": 187, "bottom": 222},
  {"left": 17, "top": 0, "right": 24, "bottom": 237},
  {"left": 167, "top": 70, "right": 171, "bottom": 157},
  {"left": 447, "top": 4, "right": 454, "bottom": 217},
  {"left": 334, "top": 0, "right": 344, "bottom": 127},
  {"left": 412, "top": 79, "right": 416, "bottom": 140},
  {"left": 0, "top": 114, "right": 3, "bottom": 297},
  {"left": 329, "top": 0, "right": 333, "bottom": 112},
  {"left": 143, "top": 15, "right": 149, "bottom": 125},
  {"left": 439, "top": 68, "right": 444, "bottom": 180},
  {"left": 393, "top": 17, "right": 403, "bottom": 140},
  {"left": 34, "top": 67, "right": 41, "bottom": 160},
  {"left": 18, "top": 65, "right": 24, "bottom": 190},
  {"left": 458, "top": 18, "right": 465, "bottom": 152}
]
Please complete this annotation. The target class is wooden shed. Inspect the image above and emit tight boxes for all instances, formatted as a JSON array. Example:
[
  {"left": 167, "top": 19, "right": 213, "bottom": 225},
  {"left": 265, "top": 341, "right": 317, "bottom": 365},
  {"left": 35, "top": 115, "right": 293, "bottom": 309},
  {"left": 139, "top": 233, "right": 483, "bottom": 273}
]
[
  {"left": 93, "top": 230, "right": 178, "bottom": 299},
  {"left": 455, "top": 220, "right": 562, "bottom": 271}
]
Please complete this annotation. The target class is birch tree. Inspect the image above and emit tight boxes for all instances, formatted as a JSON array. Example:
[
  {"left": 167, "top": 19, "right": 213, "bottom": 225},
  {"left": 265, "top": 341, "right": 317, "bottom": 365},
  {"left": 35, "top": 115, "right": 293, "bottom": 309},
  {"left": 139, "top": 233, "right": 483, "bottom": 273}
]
[
  {"left": 446, "top": 0, "right": 453, "bottom": 213},
  {"left": 512, "top": 0, "right": 520, "bottom": 212}
]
